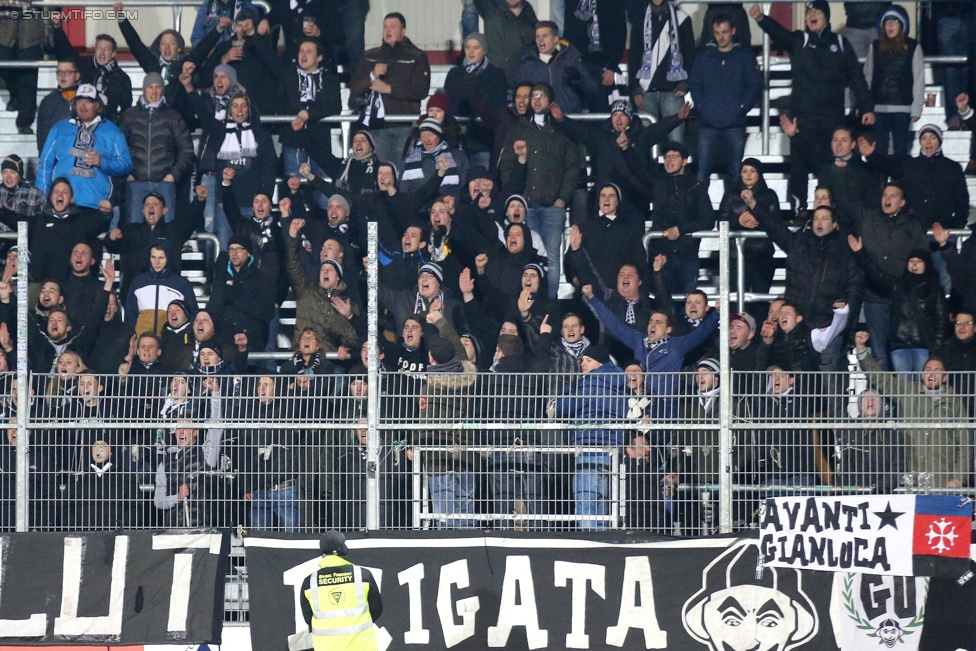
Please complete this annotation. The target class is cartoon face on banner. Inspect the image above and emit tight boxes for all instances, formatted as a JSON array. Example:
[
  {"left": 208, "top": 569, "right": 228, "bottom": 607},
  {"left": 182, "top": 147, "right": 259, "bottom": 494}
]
[
  {"left": 682, "top": 542, "right": 818, "bottom": 651},
  {"left": 833, "top": 573, "right": 928, "bottom": 651}
]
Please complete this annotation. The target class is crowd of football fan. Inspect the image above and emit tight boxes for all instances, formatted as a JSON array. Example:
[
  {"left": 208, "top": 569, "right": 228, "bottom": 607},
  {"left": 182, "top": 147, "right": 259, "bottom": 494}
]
[{"left": 0, "top": 0, "right": 975, "bottom": 533}]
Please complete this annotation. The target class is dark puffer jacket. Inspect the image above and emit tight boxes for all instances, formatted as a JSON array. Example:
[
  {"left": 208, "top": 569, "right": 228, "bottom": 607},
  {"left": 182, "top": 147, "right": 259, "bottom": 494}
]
[
  {"left": 118, "top": 102, "right": 195, "bottom": 182},
  {"left": 718, "top": 173, "right": 781, "bottom": 260},
  {"left": 846, "top": 204, "right": 927, "bottom": 305},
  {"left": 754, "top": 16, "right": 872, "bottom": 129},
  {"left": 648, "top": 172, "right": 716, "bottom": 260},
  {"left": 752, "top": 205, "right": 864, "bottom": 329},
  {"left": 854, "top": 248, "right": 947, "bottom": 351},
  {"left": 499, "top": 117, "right": 581, "bottom": 208}
]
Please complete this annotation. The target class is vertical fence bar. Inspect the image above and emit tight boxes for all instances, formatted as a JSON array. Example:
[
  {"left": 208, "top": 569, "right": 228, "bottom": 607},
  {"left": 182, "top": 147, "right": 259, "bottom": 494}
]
[
  {"left": 718, "top": 221, "right": 732, "bottom": 534},
  {"left": 735, "top": 236, "right": 746, "bottom": 312},
  {"left": 365, "top": 222, "right": 380, "bottom": 530},
  {"left": 760, "top": 2, "right": 772, "bottom": 156},
  {"left": 172, "top": 6, "right": 182, "bottom": 31},
  {"left": 14, "top": 221, "right": 29, "bottom": 532}
]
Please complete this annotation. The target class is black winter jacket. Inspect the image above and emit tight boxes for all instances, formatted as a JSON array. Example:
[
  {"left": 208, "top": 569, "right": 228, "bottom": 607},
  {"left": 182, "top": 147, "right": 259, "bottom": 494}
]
[
  {"left": 866, "top": 150, "right": 970, "bottom": 229},
  {"left": 208, "top": 254, "right": 277, "bottom": 351},
  {"left": 846, "top": 205, "right": 927, "bottom": 304},
  {"left": 118, "top": 102, "right": 195, "bottom": 183},
  {"left": 52, "top": 27, "right": 132, "bottom": 123},
  {"left": 855, "top": 248, "right": 947, "bottom": 351},
  {"left": 753, "top": 205, "right": 864, "bottom": 329},
  {"left": 718, "top": 176, "right": 781, "bottom": 260},
  {"left": 648, "top": 172, "right": 715, "bottom": 260},
  {"left": 755, "top": 17, "right": 873, "bottom": 128},
  {"left": 565, "top": 208, "right": 647, "bottom": 290},
  {"left": 0, "top": 203, "right": 108, "bottom": 284}
]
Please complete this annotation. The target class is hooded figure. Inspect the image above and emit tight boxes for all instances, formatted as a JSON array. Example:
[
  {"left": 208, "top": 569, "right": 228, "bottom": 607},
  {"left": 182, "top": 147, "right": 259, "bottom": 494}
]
[{"left": 124, "top": 239, "right": 199, "bottom": 335}]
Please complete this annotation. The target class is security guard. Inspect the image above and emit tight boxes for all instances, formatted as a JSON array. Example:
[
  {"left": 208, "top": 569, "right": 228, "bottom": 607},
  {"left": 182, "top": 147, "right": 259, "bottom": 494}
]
[{"left": 301, "top": 531, "right": 383, "bottom": 650}]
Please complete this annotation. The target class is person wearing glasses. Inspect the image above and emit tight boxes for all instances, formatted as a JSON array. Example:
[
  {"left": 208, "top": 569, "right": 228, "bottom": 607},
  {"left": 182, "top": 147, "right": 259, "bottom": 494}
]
[{"left": 36, "top": 58, "right": 80, "bottom": 152}]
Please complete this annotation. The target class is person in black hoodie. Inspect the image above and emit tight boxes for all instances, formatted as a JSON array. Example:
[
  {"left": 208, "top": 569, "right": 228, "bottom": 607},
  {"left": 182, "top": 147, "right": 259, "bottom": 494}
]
[
  {"left": 476, "top": 223, "right": 548, "bottom": 302},
  {"left": 208, "top": 233, "right": 276, "bottom": 351},
  {"left": 106, "top": 186, "right": 205, "bottom": 298},
  {"left": 749, "top": 0, "right": 874, "bottom": 214},
  {"left": 718, "top": 157, "right": 783, "bottom": 322},
  {"left": 159, "top": 299, "right": 195, "bottom": 372},
  {"left": 564, "top": 183, "right": 647, "bottom": 293},
  {"left": 850, "top": 239, "right": 947, "bottom": 375},
  {"left": 647, "top": 143, "right": 716, "bottom": 294}
]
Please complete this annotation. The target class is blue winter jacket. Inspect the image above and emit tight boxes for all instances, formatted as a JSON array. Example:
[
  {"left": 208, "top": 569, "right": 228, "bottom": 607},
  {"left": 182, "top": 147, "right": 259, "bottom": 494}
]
[
  {"left": 37, "top": 116, "right": 132, "bottom": 209},
  {"left": 586, "top": 295, "right": 720, "bottom": 414},
  {"left": 688, "top": 42, "right": 763, "bottom": 130},
  {"left": 191, "top": 0, "right": 260, "bottom": 46},
  {"left": 556, "top": 362, "right": 628, "bottom": 451}
]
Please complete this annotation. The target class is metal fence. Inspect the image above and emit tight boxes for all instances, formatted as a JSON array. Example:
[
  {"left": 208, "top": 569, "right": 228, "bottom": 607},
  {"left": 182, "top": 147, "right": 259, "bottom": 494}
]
[{"left": 5, "top": 364, "right": 974, "bottom": 536}]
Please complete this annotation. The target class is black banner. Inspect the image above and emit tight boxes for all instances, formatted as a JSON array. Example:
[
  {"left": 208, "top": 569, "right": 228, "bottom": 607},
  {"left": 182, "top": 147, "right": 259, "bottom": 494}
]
[
  {"left": 245, "top": 532, "right": 847, "bottom": 651},
  {"left": 0, "top": 530, "right": 228, "bottom": 646}
]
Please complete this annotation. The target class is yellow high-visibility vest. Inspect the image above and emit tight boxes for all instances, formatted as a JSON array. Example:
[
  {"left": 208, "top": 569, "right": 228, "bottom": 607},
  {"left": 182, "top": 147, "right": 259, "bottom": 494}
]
[{"left": 304, "top": 555, "right": 378, "bottom": 651}]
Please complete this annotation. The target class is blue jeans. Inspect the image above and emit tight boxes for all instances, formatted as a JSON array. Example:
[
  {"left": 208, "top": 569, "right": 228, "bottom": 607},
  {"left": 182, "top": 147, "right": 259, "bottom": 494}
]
[
  {"left": 863, "top": 300, "right": 892, "bottom": 371},
  {"left": 661, "top": 254, "right": 699, "bottom": 295},
  {"left": 283, "top": 147, "right": 329, "bottom": 209},
  {"left": 126, "top": 180, "right": 176, "bottom": 225},
  {"left": 891, "top": 348, "right": 929, "bottom": 378},
  {"left": 460, "top": 0, "right": 479, "bottom": 38},
  {"left": 873, "top": 112, "right": 912, "bottom": 159},
  {"left": 338, "top": 0, "right": 368, "bottom": 71},
  {"left": 641, "top": 90, "right": 686, "bottom": 143},
  {"left": 488, "top": 451, "right": 544, "bottom": 529},
  {"left": 250, "top": 484, "right": 300, "bottom": 531},
  {"left": 938, "top": 17, "right": 969, "bottom": 121},
  {"left": 574, "top": 462, "right": 611, "bottom": 530},
  {"left": 370, "top": 126, "right": 411, "bottom": 168},
  {"left": 696, "top": 126, "right": 747, "bottom": 187},
  {"left": 526, "top": 205, "right": 566, "bottom": 298},
  {"left": 428, "top": 471, "right": 476, "bottom": 528},
  {"left": 203, "top": 173, "right": 233, "bottom": 251}
]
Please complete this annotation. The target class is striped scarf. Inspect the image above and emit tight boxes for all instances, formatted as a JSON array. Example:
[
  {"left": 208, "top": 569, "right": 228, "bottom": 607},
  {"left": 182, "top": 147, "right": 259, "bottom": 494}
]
[{"left": 402, "top": 141, "right": 459, "bottom": 188}]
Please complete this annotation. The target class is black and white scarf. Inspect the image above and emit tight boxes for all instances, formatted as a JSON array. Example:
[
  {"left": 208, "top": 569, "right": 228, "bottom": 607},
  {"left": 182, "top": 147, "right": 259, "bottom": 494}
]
[
  {"left": 464, "top": 56, "right": 490, "bottom": 75},
  {"left": 213, "top": 93, "right": 231, "bottom": 120},
  {"left": 336, "top": 151, "right": 375, "bottom": 191},
  {"left": 685, "top": 315, "right": 702, "bottom": 327},
  {"left": 428, "top": 227, "right": 451, "bottom": 262},
  {"left": 644, "top": 334, "right": 669, "bottom": 352},
  {"left": 159, "top": 55, "right": 174, "bottom": 85},
  {"left": 402, "top": 141, "right": 460, "bottom": 187},
  {"left": 93, "top": 59, "right": 117, "bottom": 99},
  {"left": 217, "top": 120, "right": 258, "bottom": 161},
  {"left": 574, "top": 0, "right": 601, "bottom": 53},
  {"left": 67, "top": 116, "right": 100, "bottom": 179},
  {"left": 561, "top": 334, "right": 591, "bottom": 359},
  {"left": 252, "top": 215, "right": 274, "bottom": 246},
  {"left": 698, "top": 385, "right": 720, "bottom": 413},
  {"left": 138, "top": 94, "right": 165, "bottom": 112},
  {"left": 359, "top": 72, "right": 386, "bottom": 127},
  {"left": 414, "top": 290, "right": 444, "bottom": 315},
  {"left": 292, "top": 351, "right": 322, "bottom": 374},
  {"left": 637, "top": 1, "right": 687, "bottom": 86},
  {"left": 90, "top": 461, "right": 113, "bottom": 477},
  {"left": 298, "top": 67, "right": 321, "bottom": 103},
  {"left": 625, "top": 298, "right": 639, "bottom": 325}
]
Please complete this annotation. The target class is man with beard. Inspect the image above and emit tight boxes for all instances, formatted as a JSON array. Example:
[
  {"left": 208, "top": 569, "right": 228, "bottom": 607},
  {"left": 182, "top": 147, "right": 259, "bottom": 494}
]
[
  {"left": 159, "top": 300, "right": 194, "bottom": 372},
  {"left": 36, "top": 84, "right": 132, "bottom": 210}
]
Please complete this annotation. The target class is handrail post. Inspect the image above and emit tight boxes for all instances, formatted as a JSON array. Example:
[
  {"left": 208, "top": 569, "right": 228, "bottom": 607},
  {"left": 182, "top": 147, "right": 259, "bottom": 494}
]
[
  {"left": 14, "top": 222, "right": 29, "bottom": 532},
  {"left": 365, "top": 222, "right": 380, "bottom": 531},
  {"left": 172, "top": 6, "right": 182, "bottom": 31},
  {"left": 761, "top": 2, "right": 772, "bottom": 156},
  {"left": 718, "top": 221, "right": 732, "bottom": 534},
  {"left": 735, "top": 235, "right": 746, "bottom": 312}
]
